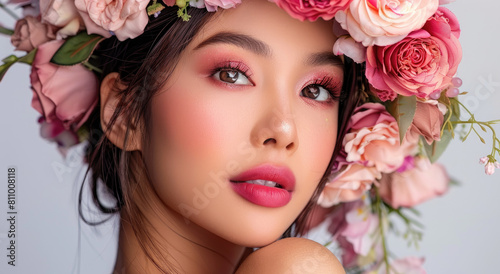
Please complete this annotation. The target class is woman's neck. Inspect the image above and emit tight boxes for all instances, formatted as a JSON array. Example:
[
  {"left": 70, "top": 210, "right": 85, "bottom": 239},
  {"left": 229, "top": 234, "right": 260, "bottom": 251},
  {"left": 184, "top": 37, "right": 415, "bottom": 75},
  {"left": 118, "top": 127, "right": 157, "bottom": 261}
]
[{"left": 112, "top": 194, "right": 248, "bottom": 274}]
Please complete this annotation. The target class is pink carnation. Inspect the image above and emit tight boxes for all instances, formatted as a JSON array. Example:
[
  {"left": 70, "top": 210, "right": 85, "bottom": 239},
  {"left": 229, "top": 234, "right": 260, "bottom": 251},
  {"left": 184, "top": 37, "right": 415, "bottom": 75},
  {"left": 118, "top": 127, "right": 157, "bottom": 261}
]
[
  {"left": 30, "top": 40, "right": 99, "bottom": 132},
  {"left": 366, "top": 7, "right": 462, "bottom": 99},
  {"left": 343, "top": 103, "right": 417, "bottom": 173},
  {"left": 75, "top": 0, "right": 149, "bottom": 41},
  {"left": 378, "top": 157, "right": 449, "bottom": 208},
  {"left": 335, "top": 0, "right": 439, "bottom": 46},
  {"left": 272, "top": 0, "right": 351, "bottom": 21}
]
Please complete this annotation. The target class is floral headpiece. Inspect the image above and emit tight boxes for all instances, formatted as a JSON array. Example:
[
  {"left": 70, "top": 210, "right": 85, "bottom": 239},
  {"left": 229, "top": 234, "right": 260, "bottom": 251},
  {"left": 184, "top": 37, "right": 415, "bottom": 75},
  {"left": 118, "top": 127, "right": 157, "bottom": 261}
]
[{"left": 1, "top": 0, "right": 499, "bottom": 272}]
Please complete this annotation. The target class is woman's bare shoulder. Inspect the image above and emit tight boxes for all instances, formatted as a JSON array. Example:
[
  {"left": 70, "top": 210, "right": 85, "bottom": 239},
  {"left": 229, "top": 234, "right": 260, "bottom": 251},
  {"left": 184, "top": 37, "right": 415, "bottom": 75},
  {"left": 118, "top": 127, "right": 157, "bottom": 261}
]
[{"left": 235, "top": 237, "right": 345, "bottom": 274}]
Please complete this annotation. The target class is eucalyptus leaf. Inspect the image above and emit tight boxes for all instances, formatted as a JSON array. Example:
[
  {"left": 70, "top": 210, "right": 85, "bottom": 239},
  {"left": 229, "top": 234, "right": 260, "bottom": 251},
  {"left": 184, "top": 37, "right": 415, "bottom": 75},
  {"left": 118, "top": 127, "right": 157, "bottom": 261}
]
[
  {"left": 50, "top": 32, "right": 104, "bottom": 66},
  {"left": 386, "top": 95, "right": 417, "bottom": 143}
]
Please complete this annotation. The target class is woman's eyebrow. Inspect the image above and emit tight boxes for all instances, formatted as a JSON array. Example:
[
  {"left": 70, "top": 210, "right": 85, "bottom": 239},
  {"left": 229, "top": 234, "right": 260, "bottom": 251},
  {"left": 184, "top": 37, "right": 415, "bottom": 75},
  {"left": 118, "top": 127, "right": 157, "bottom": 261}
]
[
  {"left": 306, "top": 52, "right": 344, "bottom": 68},
  {"left": 194, "top": 32, "right": 272, "bottom": 57}
]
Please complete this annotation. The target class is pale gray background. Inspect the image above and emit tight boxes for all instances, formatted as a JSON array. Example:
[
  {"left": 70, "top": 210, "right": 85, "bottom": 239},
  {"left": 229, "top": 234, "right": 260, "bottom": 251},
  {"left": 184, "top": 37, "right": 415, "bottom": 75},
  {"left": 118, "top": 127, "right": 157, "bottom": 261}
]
[{"left": 1, "top": 1, "right": 500, "bottom": 273}]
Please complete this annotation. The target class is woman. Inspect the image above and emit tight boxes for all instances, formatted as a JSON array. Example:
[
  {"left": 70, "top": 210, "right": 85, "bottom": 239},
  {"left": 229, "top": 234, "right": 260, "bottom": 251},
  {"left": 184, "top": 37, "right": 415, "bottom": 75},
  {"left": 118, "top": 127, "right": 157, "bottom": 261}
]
[
  {"left": 87, "top": 0, "right": 357, "bottom": 272},
  {"left": 1, "top": 0, "right": 485, "bottom": 273}
]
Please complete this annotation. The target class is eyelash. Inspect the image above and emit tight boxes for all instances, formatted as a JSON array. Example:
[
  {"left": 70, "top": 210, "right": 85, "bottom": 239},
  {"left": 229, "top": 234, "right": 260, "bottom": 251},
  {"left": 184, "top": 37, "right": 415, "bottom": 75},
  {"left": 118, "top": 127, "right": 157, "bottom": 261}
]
[
  {"left": 305, "top": 77, "right": 342, "bottom": 102},
  {"left": 209, "top": 62, "right": 342, "bottom": 101},
  {"left": 210, "top": 61, "right": 253, "bottom": 85}
]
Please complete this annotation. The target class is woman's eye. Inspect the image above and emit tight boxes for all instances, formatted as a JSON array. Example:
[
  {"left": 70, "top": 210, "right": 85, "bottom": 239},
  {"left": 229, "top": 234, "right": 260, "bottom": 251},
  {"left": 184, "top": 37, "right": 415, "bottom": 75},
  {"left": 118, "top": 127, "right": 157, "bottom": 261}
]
[
  {"left": 213, "top": 69, "right": 252, "bottom": 85},
  {"left": 300, "top": 85, "right": 331, "bottom": 102}
]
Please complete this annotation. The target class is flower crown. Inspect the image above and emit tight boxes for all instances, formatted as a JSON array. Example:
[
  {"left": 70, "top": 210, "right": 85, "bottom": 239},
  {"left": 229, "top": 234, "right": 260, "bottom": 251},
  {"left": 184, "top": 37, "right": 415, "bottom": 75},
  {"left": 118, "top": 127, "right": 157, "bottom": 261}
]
[{"left": 1, "top": 0, "right": 499, "bottom": 272}]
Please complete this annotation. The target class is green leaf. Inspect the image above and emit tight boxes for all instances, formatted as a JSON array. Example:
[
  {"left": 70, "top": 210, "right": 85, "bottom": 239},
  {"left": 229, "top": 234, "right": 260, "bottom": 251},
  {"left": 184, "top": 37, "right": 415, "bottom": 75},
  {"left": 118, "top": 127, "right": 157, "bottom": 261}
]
[
  {"left": 386, "top": 95, "right": 417, "bottom": 143},
  {"left": 18, "top": 49, "right": 37, "bottom": 65},
  {"left": 50, "top": 32, "right": 104, "bottom": 66},
  {"left": 0, "top": 55, "right": 19, "bottom": 82}
]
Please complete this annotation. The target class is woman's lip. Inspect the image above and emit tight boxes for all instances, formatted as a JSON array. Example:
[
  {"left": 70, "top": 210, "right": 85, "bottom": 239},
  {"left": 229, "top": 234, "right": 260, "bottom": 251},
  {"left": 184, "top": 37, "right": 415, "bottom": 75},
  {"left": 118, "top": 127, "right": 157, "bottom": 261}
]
[{"left": 229, "top": 164, "right": 296, "bottom": 191}]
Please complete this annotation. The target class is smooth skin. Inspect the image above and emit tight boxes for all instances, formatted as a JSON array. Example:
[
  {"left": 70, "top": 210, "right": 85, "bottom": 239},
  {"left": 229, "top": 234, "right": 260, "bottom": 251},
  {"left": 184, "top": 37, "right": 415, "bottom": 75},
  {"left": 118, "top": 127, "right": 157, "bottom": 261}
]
[{"left": 101, "top": 0, "right": 345, "bottom": 272}]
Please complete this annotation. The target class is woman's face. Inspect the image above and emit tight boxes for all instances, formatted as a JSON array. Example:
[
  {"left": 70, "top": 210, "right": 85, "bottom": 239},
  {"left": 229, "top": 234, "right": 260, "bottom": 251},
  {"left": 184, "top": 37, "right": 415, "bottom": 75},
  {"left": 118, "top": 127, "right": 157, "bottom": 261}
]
[{"left": 144, "top": 0, "right": 343, "bottom": 247}]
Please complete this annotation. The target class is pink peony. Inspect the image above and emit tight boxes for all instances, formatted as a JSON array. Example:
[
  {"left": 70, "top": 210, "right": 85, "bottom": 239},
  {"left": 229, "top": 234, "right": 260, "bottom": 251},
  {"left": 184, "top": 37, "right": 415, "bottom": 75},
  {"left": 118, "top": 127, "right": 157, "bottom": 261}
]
[
  {"left": 74, "top": 0, "right": 149, "bottom": 41},
  {"left": 319, "top": 163, "right": 380, "bottom": 207},
  {"left": 343, "top": 103, "right": 417, "bottom": 173},
  {"left": 30, "top": 40, "right": 99, "bottom": 132},
  {"left": 365, "top": 7, "right": 462, "bottom": 99},
  {"left": 333, "top": 35, "right": 366, "bottom": 63},
  {"left": 11, "top": 16, "right": 56, "bottom": 52},
  {"left": 204, "top": 0, "right": 241, "bottom": 12},
  {"left": 335, "top": 0, "right": 439, "bottom": 47},
  {"left": 272, "top": 0, "right": 351, "bottom": 21},
  {"left": 378, "top": 157, "right": 449, "bottom": 208},
  {"left": 405, "top": 100, "right": 445, "bottom": 145}
]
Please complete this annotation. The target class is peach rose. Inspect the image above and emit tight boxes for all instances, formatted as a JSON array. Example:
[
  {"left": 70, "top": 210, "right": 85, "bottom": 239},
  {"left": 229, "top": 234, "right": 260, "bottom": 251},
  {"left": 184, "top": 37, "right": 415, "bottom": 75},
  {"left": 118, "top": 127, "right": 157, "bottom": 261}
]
[
  {"left": 11, "top": 16, "right": 56, "bottom": 52},
  {"left": 318, "top": 164, "right": 380, "bottom": 207},
  {"left": 378, "top": 157, "right": 449, "bottom": 208},
  {"left": 405, "top": 100, "right": 445, "bottom": 145},
  {"left": 204, "top": 0, "right": 241, "bottom": 12},
  {"left": 333, "top": 35, "right": 366, "bottom": 63},
  {"left": 40, "top": 0, "right": 84, "bottom": 37},
  {"left": 343, "top": 103, "right": 417, "bottom": 173},
  {"left": 335, "top": 0, "right": 439, "bottom": 46},
  {"left": 365, "top": 7, "right": 462, "bottom": 99},
  {"left": 75, "top": 0, "right": 149, "bottom": 41},
  {"left": 273, "top": 0, "right": 351, "bottom": 21},
  {"left": 30, "top": 40, "right": 99, "bottom": 132}
]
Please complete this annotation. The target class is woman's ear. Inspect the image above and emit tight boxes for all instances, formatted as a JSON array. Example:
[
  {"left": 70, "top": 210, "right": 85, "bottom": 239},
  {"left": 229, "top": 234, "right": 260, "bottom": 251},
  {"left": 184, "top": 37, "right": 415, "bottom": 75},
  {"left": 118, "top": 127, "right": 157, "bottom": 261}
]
[{"left": 100, "top": 72, "right": 142, "bottom": 151}]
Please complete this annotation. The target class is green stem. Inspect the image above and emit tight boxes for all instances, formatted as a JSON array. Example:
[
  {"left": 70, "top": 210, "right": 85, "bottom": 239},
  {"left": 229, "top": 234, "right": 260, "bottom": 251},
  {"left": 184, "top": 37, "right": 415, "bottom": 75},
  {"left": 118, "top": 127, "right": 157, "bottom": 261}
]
[
  {"left": 82, "top": 60, "right": 103, "bottom": 74},
  {"left": 453, "top": 120, "right": 499, "bottom": 157},
  {"left": 0, "top": 26, "right": 14, "bottom": 35},
  {"left": 375, "top": 188, "right": 390, "bottom": 274},
  {"left": 0, "top": 2, "right": 19, "bottom": 20}
]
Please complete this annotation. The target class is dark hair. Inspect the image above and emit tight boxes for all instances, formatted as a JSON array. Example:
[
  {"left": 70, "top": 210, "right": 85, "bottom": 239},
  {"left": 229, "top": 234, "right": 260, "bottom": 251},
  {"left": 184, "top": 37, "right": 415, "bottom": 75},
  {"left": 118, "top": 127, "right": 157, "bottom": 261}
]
[{"left": 80, "top": 6, "right": 363, "bottom": 273}]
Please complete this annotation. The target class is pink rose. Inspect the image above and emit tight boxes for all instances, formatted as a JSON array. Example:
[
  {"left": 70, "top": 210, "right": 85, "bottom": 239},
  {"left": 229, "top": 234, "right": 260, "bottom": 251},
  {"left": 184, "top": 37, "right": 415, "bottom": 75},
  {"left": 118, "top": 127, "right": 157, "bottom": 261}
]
[
  {"left": 319, "top": 163, "right": 380, "bottom": 207},
  {"left": 273, "top": 0, "right": 351, "bottom": 21},
  {"left": 335, "top": 0, "right": 439, "bottom": 46},
  {"left": 40, "top": 0, "right": 84, "bottom": 37},
  {"left": 365, "top": 7, "right": 462, "bottom": 99},
  {"left": 204, "top": 0, "right": 241, "bottom": 12},
  {"left": 405, "top": 100, "right": 445, "bottom": 145},
  {"left": 343, "top": 103, "right": 417, "bottom": 173},
  {"left": 378, "top": 157, "right": 449, "bottom": 208},
  {"left": 75, "top": 0, "right": 149, "bottom": 41},
  {"left": 333, "top": 35, "right": 366, "bottom": 63},
  {"left": 30, "top": 40, "right": 99, "bottom": 132},
  {"left": 11, "top": 16, "right": 56, "bottom": 52},
  {"left": 369, "top": 84, "right": 397, "bottom": 102}
]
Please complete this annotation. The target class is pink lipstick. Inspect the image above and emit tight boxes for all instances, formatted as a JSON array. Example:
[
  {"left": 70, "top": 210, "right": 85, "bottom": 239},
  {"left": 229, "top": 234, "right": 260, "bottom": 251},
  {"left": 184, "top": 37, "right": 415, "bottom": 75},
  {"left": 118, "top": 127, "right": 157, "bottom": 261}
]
[{"left": 230, "top": 164, "right": 296, "bottom": 208}]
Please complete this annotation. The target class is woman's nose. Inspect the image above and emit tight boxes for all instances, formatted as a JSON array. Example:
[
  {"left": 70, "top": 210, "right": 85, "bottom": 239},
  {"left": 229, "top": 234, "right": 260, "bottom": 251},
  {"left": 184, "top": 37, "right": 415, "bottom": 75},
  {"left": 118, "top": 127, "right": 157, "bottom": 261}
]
[{"left": 250, "top": 98, "right": 299, "bottom": 153}]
